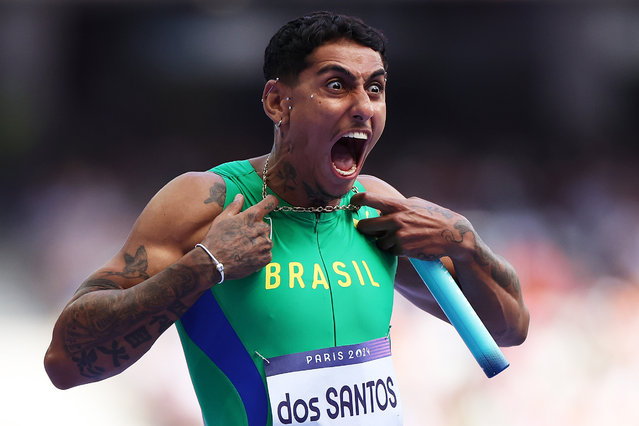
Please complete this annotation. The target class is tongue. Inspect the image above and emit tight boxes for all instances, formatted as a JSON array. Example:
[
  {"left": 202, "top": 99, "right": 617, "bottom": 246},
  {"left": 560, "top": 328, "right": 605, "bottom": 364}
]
[{"left": 331, "top": 142, "right": 355, "bottom": 171}]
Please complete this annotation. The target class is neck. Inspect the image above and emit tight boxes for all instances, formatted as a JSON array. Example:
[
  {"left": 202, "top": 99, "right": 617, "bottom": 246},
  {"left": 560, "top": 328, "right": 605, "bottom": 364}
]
[
  {"left": 260, "top": 153, "right": 357, "bottom": 213},
  {"left": 263, "top": 153, "right": 337, "bottom": 207}
]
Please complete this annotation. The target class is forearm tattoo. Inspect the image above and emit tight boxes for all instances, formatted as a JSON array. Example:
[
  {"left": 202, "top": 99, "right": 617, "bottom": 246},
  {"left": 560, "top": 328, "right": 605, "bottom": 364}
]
[
  {"left": 441, "top": 220, "right": 522, "bottom": 296},
  {"left": 63, "top": 246, "right": 201, "bottom": 379},
  {"left": 471, "top": 233, "right": 521, "bottom": 295}
]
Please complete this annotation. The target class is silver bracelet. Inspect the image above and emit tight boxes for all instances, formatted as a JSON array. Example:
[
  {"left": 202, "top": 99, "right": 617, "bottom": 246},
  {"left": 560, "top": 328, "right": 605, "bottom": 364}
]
[{"left": 195, "top": 243, "right": 225, "bottom": 284}]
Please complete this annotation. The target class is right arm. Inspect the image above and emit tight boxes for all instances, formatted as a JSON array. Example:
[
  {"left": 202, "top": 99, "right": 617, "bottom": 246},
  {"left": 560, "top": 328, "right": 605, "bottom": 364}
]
[{"left": 44, "top": 172, "right": 278, "bottom": 389}]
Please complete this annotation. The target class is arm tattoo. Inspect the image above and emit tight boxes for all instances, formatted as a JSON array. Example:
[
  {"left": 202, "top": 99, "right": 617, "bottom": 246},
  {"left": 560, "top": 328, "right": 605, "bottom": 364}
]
[
  {"left": 97, "top": 341, "right": 130, "bottom": 367},
  {"left": 150, "top": 314, "right": 172, "bottom": 334},
  {"left": 204, "top": 182, "right": 226, "bottom": 207},
  {"left": 124, "top": 327, "right": 152, "bottom": 348},
  {"left": 168, "top": 300, "right": 189, "bottom": 317},
  {"left": 104, "top": 246, "right": 150, "bottom": 280},
  {"left": 441, "top": 220, "right": 473, "bottom": 244},
  {"left": 489, "top": 254, "right": 522, "bottom": 295},
  {"left": 418, "top": 202, "right": 454, "bottom": 219},
  {"left": 78, "top": 278, "right": 121, "bottom": 291},
  {"left": 440, "top": 221, "right": 522, "bottom": 296},
  {"left": 473, "top": 234, "right": 522, "bottom": 295},
  {"left": 71, "top": 349, "right": 104, "bottom": 379},
  {"left": 72, "top": 277, "right": 121, "bottom": 299},
  {"left": 63, "top": 262, "right": 202, "bottom": 379}
]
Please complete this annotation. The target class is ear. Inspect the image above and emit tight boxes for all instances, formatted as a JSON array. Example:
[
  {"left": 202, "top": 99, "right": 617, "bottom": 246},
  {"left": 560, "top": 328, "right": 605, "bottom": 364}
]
[{"left": 262, "top": 79, "right": 290, "bottom": 126}]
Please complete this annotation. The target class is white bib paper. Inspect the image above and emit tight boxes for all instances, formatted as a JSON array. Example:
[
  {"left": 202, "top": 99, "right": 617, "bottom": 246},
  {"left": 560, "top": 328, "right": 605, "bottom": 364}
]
[{"left": 264, "top": 337, "right": 403, "bottom": 425}]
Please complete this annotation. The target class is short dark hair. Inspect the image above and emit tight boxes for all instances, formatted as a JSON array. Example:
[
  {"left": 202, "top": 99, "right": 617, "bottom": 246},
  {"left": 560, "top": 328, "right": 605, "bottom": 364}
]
[{"left": 263, "top": 11, "right": 388, "bottom": 83}]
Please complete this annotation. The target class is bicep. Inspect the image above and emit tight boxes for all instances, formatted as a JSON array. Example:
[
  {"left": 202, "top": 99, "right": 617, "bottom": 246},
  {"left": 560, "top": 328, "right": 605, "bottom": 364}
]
[{"left": 69, "top": 171, "right": 225, "bottom": 302}]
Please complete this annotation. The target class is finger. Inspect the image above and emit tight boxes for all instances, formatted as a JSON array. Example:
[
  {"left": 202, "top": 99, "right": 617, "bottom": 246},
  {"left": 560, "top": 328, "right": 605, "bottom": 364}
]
[
  {"left": 243, "top": 194, "right": 279, "bottom": 221},
  {"left": 350, "top": 192, "right": 406, "bottom": 215},
  {"left": 375, "top": 234, "right": 405, "bottom": 256},
  {"left": 375, "top": 233, "right": 396, "bottom": 251},
  {"left": 356, "top": 215, "right": 399, "bottom": 235},
  {"left": 219, "top": 193, "right": 245, "bottom": 216}
]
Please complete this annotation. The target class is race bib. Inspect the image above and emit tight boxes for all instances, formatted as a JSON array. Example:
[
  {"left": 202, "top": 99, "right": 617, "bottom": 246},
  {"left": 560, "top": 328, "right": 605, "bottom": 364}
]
[{"left": 264, "top": 337, "right": 403, "bottom": 425}]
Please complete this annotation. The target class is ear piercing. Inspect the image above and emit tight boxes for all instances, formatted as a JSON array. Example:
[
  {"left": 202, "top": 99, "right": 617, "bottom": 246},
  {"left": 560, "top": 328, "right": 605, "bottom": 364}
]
[
  {"left": 263, "top": 80, "right": 290, "bottom": 128},
  {"left": 261, "top": 77, "right": 279, "bottom": 103}
]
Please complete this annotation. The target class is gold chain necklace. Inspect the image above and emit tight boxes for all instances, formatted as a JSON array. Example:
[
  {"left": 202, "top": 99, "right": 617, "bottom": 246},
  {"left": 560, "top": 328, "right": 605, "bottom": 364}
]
[{"left": 261, "top": 155, "right": 360, "bottom": 213}]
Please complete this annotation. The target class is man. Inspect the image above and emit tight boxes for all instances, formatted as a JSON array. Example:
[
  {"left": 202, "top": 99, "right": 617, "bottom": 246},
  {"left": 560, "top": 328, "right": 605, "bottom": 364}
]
[{"left": 45, "top": 11, "right": 528, "bottom": 425}]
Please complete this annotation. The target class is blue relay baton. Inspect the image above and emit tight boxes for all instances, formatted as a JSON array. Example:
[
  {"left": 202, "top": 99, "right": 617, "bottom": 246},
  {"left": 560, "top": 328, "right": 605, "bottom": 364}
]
[{"left": 409, "top": 258, "right": 509, "bottom": 378}]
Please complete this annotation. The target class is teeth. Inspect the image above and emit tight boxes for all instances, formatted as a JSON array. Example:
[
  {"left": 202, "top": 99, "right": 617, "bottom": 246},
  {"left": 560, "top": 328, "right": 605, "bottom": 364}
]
[
  {"left": 342, "top": 131, "right": 368, "bottom": 140},
  {"left": 333, "top": 163, "right": 358, "bottom": 176}
]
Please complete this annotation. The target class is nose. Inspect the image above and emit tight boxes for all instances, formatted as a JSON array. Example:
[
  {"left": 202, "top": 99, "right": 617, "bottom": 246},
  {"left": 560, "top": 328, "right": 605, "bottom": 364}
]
[{"left": 351, "top": 88, "right": 374, "bottom": 122}]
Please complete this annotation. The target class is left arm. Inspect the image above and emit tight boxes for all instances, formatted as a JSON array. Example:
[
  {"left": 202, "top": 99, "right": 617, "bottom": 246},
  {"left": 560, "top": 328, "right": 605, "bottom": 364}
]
[{"left": 353, "top": 175, "right": 529, "bottom": 347}]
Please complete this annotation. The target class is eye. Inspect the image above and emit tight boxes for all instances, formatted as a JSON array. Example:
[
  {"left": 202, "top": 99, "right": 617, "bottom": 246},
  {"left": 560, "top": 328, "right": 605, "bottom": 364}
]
[
  {"left": 368, "top": 83, "right": 384, "bottom": 94},
  {"left": 327, "top": 80, "right": 343, "bottom": 91}
]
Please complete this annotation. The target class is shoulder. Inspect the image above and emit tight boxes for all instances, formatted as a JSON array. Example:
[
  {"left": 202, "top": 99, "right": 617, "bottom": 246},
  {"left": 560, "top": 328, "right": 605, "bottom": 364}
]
[
  {"left": 153, "top": 171, "right": 226, "bottom": 207},
  {"left": 125, "top": 171, "right": 228, "bottom": 273},
  {"left": 357, "top": 174, "right": 404, "bottom": 198},
  {"left": 142, "top": 171, "right": 226, "bottom": 221},
  {"left": 141, "top": 170, "right": 226, "bottom": 237}
]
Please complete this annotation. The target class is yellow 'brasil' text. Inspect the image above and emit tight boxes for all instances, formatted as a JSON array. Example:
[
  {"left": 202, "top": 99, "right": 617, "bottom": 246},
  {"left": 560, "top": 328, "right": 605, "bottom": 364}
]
[{"left": 265, "top": 260, "right": 381, "bottom": 290}]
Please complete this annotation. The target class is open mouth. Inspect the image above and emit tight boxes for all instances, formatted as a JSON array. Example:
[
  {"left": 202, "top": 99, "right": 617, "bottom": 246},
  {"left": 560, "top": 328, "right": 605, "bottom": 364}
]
[{"left": 330, "top": 131, "right": 368, "bottom": 177}]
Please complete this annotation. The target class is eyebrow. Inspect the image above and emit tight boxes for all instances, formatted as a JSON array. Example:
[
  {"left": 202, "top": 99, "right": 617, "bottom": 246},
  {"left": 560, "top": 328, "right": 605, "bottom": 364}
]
[{"left": 316, "top": 64, "right": 387, "bottom": 82}]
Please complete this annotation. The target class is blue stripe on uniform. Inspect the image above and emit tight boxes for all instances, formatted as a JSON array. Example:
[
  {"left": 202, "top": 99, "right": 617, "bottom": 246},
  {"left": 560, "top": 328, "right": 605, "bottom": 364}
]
[{"left": 180, "top": 289, "right": 268, "bottom": 426}]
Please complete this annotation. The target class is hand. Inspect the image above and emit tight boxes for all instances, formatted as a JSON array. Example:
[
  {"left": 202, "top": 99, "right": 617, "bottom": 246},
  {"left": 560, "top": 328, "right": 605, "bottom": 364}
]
[
  {"left": 351, "top": 192, "right": 474, "bottom": 261},
  {"left": 201, "top": 194, "right": 279, "bottom": 280}
]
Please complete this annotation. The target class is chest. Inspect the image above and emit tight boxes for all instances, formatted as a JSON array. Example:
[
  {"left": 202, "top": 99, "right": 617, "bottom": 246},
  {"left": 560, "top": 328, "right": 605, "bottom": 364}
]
[{"left": 212, "top": 211, "right": 397, "bottom": 357}]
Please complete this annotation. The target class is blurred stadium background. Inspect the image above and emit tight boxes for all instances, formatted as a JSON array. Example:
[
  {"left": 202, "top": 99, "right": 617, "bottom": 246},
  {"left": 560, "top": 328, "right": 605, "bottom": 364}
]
[{"left": 1, "top": 0, "right": 638, "bottom": 425}]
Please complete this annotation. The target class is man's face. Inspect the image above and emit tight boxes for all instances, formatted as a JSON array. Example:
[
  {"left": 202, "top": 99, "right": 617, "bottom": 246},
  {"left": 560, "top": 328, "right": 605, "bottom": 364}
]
[{"left": 283, "top": 38, "right": 387, "bottom": 201}]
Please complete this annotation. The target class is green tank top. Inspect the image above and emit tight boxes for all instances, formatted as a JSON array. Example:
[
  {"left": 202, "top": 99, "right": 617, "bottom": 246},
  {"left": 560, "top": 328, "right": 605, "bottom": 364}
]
[{"left": 176, "top": 160, "right": 398, "bottom": 425}]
